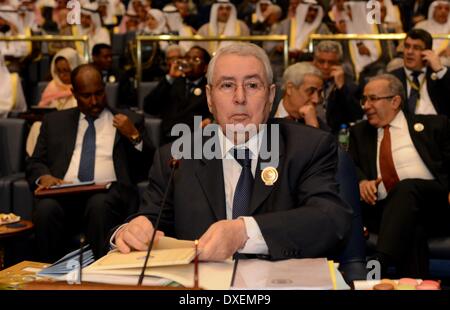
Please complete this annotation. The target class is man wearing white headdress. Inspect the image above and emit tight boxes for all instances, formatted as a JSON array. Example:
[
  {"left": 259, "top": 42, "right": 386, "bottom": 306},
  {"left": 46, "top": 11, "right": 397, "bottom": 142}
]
[
  {"left": 415, "top": 0, "right": 450, "bottom": 57},
  {"left": 98, "top": 0, "right": 125, "bottom": 27},
  {"left": 0, "top": 51, "right": 26, "bottom": 118},
  {"left": 344, "top": 1, "right": 381, "bottom": 79},
  {"left": 254, "top": 0, "right": 272, "bottom": 23},
  {"left": 197, "top": 0, "right": 249, "bottom": 54},
  {"left": 73, "top": 2, "right": 111, "bottom": 55},
  {"left": 266, "top": 0, "right": 329, "bottom": 62},
  {"left": 163, "top": 4, "right": 195, "bottom": 52},
  {"left": 0, "top": 10, "right": 29, "bottom": 58}
]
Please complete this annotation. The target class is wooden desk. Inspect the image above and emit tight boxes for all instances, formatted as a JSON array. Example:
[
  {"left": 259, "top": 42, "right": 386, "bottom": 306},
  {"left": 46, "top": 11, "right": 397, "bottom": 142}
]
[
  {"left": 0, "top": 220, "right": 34, "bottom": 240},
  {"left": 0, "top": 221, "right": 34, "bottom": 269}
]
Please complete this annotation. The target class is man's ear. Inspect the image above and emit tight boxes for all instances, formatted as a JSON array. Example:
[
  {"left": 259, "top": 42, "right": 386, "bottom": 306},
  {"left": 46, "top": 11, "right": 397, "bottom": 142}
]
[
  {"left": 206, "top": 84, "right": 213, "bottom": 114},
  {"left": 285, "top": 82, "right": 293, "bottom": 96},
  {"left": 392, "top": 95, "right": 402, "bottom": 110}
]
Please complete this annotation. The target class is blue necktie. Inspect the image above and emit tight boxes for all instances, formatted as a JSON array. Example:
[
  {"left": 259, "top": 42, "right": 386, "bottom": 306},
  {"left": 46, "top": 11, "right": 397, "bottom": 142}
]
[
  {"left": 78, "top": 116, "right": 96, "bottom": 182},
  {"left": 407, "top": 71, "right": 421, "bottom": 114},
  {"left": 232, "top": 148, "right": 254, "bottom": 219}
]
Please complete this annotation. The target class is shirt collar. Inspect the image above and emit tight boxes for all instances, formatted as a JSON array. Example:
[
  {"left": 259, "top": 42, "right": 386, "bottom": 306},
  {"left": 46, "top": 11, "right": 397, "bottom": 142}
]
[
  {"left": 80, "top": 108, "right": 108, "bottom": 121},
  {"left": 275, "top": 99, "right": 289, "bottom": 118},
  {"left": 217, "top": 125, "right": 264, "bottom": 161},
  {"left": 404, "top": 67, "right": 426, "bottom": 77},
  {"left": 388, "top": 110, "right": 406, "bottom": 130}
]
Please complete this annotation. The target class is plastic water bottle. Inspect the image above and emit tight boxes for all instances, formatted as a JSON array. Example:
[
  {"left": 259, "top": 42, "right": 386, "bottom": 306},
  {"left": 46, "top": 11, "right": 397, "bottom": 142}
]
[{"left": 338, "top": 124, "right": 350, "bottom": 151}]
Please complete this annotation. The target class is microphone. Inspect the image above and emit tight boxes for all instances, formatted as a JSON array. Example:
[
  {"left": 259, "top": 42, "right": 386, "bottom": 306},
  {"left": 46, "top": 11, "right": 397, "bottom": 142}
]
[
  {"left": 78, "top": 235, "right": 85, "bottom": 284},
  {"left": 138, "top": 158, "right": 180, "bottom": 286}
]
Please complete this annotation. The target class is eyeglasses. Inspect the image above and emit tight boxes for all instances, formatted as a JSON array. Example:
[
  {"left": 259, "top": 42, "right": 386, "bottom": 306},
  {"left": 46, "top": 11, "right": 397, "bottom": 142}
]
[
  {"left": 185, "top": 56, "right": 202, "bottom": 65},
  {"left": 213, "top": 80, "right": 267, "bottom": 97},
  {"left": 360, "top": 95, "right": 396, "bottom": 106}
]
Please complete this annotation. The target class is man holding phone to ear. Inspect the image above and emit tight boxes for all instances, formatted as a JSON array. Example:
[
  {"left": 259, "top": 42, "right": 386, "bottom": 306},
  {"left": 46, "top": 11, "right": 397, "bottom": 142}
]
[{"left": 391, "top": 28, "right": 450, "bottom": 118}]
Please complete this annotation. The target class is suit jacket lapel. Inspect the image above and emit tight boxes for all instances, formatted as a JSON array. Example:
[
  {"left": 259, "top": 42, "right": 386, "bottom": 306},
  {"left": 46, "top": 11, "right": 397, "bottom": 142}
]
[
  {"left": 64, "top": 109, "right": 80, "bottom": 166},
  {"left": 195, "top": 157, "right": 227, "bottom": 221},
  {"left": 365, "top": 123, "right": 378, "bottom": 179},
  {"left": 107, "top": 106, "right": 121, "bottom": 146},
  {"left": 249, "top": 124, "right": 285, "bottom": 215}
]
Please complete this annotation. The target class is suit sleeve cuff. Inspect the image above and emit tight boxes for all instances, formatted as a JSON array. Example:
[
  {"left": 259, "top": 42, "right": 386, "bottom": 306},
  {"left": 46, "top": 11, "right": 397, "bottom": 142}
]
[
  {"left": 109, "top": 223, "right": 128, "bottom": 249},
  {"left": 134, "top": 141, "right": 143, "bottom": 151},
  {"left": 238, "top": 216, "right": 269, "bottom": 255}
]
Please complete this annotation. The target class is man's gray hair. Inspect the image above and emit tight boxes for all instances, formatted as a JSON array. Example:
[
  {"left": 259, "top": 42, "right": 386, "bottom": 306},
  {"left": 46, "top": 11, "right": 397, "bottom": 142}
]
[
  {"left": 165, "top": 44, "right": 185, "bottom": 58},
  {"left": 282, "top": 62, "right": 323, "bottom": 90},
  {"left": 206, "top": 42, "right": 273, "bottom": 85},
  {"left": 368, "top": 74, "right": 406, "bottom": 106},
  {"left": 314, "top": 40, "right": 343, "bottom": 60}
]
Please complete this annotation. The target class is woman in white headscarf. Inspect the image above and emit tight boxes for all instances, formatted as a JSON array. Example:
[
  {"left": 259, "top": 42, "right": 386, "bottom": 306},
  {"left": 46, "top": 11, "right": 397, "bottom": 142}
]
[
  {"left": 38, "top": 47, "right": 83, "bottom": 109},
  {"left": 345, "top": 1, "right": 381, "bottom": 79},
  {"left": 27, "top": 47, "right": 84, "bottom": 156},
  {"left": 197, "top": 0, "right": 249, "bottom": 54},
  {"left": 415, "top": 0, "right": 450, "bottom": 56},
  {"left": 0, "top": 51, "right": 26, "bottom": 118},
  {"left": 140, "top": 8, "right": 168, "bottom": 50}
]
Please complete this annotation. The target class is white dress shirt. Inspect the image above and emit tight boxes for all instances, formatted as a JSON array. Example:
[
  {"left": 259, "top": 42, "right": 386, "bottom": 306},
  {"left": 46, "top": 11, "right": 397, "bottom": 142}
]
[
  {"left": 64, "top": 109, "right": 117, "bottom": 183},
  {"left": 404, "top": 67, "right": 447, "bottom": 115},
  {"left": 274, "top": 99, "right": 289, "bottom": 118},
  {"left": 217, "top": 128, "right": 269, "bottom": 255},
  {"left": 376, "top": 111, "right": 434, "bottom": 200}
]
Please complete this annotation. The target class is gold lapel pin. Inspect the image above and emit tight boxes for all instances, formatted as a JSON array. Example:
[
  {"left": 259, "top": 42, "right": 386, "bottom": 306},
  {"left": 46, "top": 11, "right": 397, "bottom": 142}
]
[
  {"left": 108, "top": 75, "right": 116, "bottom": 83},
  {"left": 193, "top": 88, "right": 202, "bottom": 96},
  {"left": 261, "top": 166, "right": 278, "bottom": 186},
  {"left": 414, "top": 122, "right": 424, "bottom": 132}
]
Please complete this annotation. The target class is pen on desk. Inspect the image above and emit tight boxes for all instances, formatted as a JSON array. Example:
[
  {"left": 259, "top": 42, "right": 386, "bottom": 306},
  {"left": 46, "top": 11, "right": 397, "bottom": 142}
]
[{"left": 194, "top": 239, "right": 199, "bottom": 288}]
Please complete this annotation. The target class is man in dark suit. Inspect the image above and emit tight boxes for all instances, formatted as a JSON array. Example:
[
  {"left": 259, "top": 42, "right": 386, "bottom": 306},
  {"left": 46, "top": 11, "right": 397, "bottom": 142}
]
[
  {"left": 390, "top": 29, "right": 450, "bottom": 118},
  {"left": 144, "top": 46, "right": 212, "bottom": 144},
  {"left": 91, "top": 43, "right": 137, "bottom": 108},
  {"left": 26, "top": 64, "right": 153, "bottom": 262},
  {"left": 114, "top": 42, "right": 352, "bottom": 261},
  {"left": 312, "top": 40, "right": 363, "bottom": 133},
  {"left": 270, "top": 61, "right": 367, "bottom": 282},
  {"left": 349, "top": 73, "right": 450, "bottom": 277},
  {"left": 271, "top": 62, "right": 330, "bottom": 130}
]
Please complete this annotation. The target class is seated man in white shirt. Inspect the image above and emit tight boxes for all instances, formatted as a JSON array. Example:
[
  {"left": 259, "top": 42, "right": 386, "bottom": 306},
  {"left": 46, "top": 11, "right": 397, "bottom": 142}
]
[
  {"left": 113, "top": 42, "right": 352, "bottom": 262},
  {"left": 26, "top": 64, "right": 153, "bottom": 262},
  {"left": 349, "top": 73, "right": 450, "bottom": 278}
]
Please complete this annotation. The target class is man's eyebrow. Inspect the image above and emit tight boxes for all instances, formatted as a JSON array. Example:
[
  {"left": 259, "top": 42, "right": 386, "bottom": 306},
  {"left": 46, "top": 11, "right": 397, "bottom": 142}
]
[{"left": 217, "top": 74, "right": 263, "bottom": 81}]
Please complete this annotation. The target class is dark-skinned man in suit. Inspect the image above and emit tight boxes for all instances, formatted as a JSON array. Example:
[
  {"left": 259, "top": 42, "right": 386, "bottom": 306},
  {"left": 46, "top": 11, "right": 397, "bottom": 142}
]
[
  {"left": 27, "top": 64, "right": 154, "bottom": 262},
  {"left": 113, "top": 43, "right": 351, "bottom": 262},
  {"left": 349, "top": 73, "right": 450, "bottom": 278}
]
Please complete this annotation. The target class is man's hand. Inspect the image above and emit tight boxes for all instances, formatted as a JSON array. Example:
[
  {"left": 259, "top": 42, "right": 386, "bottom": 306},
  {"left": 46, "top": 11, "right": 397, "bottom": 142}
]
[
  {"left": 35, "top": 175, "right": 70, "bottom": 193},
  {"left": 421, "top": 49, "right": 443, "bottom": 73},
  {"left": 298, "top": 105, "right": 319, "bottom": 128},
  {"left": 357, "top": 43, "right": 371, "bottom": 57},
  {"left": 198, "top": 219, "right": 248, "bottom": 261},
  {"left": 115, "top": 215, "right": 165, "bottom": 253},
  {"left": 359, "top": 178, "right": 382, "bottom": 205},
  {"left": 168, "top": 60, "right": 185, "bottom": 78},
  {"left": 330, "top": 65, "right": 345, "bottom": 89},
  {"left": 113, "top": 113, "right": 139, "bottom": 140}
]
